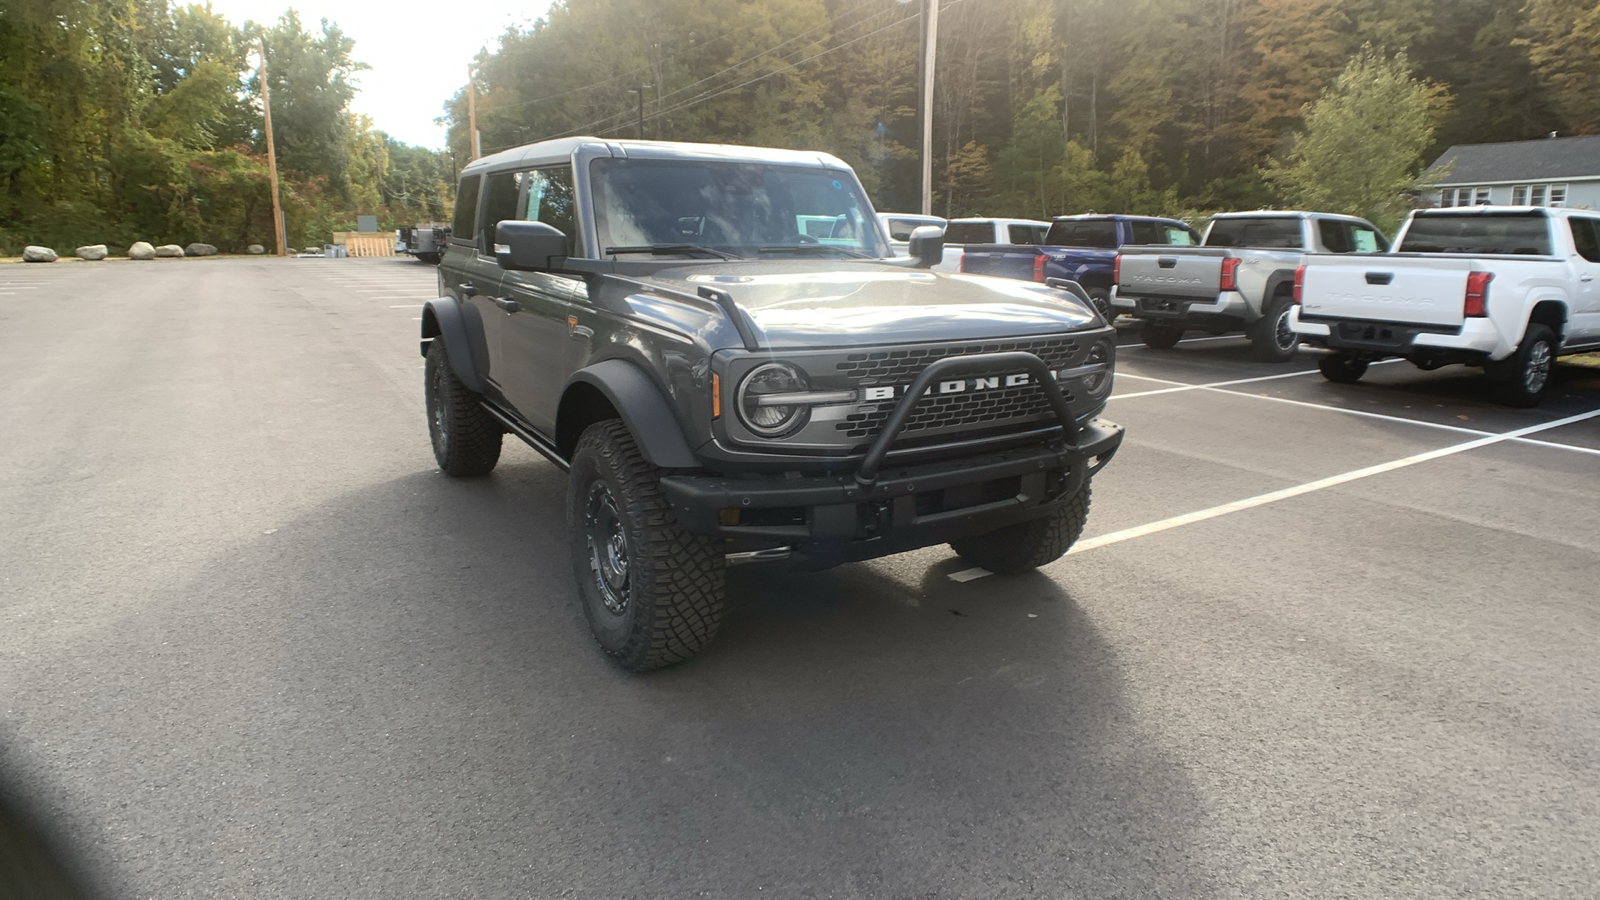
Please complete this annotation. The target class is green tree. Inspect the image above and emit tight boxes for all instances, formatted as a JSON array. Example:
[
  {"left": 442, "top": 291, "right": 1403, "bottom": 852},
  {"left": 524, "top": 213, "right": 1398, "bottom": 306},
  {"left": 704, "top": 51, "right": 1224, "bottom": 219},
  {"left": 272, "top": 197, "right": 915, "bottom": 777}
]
[
  {"left": 1522, "top": 0, "right": 1600, "bottom": 133},
  {"left": 1262, "top": 49, "right": 1436, "bottom": 233}
]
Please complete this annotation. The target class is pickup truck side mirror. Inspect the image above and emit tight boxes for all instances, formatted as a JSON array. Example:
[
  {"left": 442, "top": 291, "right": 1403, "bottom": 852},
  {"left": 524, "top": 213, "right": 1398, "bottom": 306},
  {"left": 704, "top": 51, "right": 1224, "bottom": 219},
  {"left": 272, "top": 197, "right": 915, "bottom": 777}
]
[
  {"left": 907, "top": 225, "right": 944, "bottom": 269},
  {"left": 496, "top": 220, "right": 568, "bottom": 271}
]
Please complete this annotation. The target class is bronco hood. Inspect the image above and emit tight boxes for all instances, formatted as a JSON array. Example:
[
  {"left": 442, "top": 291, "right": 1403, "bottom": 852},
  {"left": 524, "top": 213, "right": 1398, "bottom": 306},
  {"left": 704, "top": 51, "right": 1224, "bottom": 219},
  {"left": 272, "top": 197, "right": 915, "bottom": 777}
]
[{"left": 621, "top": 260, "right": 1100, "bottom": 349}]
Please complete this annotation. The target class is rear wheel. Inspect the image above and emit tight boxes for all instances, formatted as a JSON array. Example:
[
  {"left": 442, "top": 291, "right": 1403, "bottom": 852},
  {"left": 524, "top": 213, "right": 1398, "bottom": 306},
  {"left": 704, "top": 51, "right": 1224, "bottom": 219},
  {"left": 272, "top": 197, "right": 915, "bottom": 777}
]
[
  {"left": 949, "top": 483, "right": 1091, "bottom": 574},
  {"left": 1493, "top": 323, "right": 1557, "bottom": 408},
  {"left": 1086, "top": 286, "right": 1116, "bottom": 321},
  {"left": 1250, "top": 293, "right": 1299, "bottom": 362},
  {"left": 1139, "top": 321, "right": 1185, "bottom": 350},
  {"left": 568, "top": 421, "right": 726, "bottom": 671},
  {"left": 1318, "top": 353, "right": 1369, "bottom": 384},
  {"left": 425, "top": 339, "right": 502, "bottom": 476}
]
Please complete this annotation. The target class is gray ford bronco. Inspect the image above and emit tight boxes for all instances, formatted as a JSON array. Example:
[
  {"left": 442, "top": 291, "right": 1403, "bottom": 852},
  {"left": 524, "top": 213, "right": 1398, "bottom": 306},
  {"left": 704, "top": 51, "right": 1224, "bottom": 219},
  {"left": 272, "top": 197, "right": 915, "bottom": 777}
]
[{"left": 422, "top": 138, "right": 1124, "bottom": 670}]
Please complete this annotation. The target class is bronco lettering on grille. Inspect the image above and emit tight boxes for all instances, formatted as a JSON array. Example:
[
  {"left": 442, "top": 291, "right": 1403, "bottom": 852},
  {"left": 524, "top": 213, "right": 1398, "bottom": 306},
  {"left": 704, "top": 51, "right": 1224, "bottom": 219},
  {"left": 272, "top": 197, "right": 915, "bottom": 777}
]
[{"left": 861, "top": 370, "right": 1068, "bottom": 401}]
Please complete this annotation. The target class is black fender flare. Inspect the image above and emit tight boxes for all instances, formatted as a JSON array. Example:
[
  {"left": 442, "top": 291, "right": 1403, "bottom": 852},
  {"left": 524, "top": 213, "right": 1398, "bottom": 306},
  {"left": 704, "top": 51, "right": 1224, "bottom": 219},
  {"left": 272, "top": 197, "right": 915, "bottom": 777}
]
[
  {"left": 420, "top": 297, "right": 487, "bottom": 394},
  {"left": 1260, "top": 270, "right": 1298, "bottom": 309},
  {"left": 563, "top": 360, "right": 699, "bottom": 469}
]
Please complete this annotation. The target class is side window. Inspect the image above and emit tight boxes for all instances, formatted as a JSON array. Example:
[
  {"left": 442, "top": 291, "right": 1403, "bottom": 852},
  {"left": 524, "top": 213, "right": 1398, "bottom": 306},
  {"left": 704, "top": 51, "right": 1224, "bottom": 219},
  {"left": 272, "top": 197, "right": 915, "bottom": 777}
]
[
  {"left": 480, "top": 171, "right": 522, "bottom": 252},
  {"left": 1318, "top": 219, "right": 1353, "bottom": 253},
  {"left": 1570, "top": 218, "right": 1600, "bottom": 263},
  {"left": 1348, "top": 223, "right": 1386, "bottom": 253},
  {"left": 1129, "top": 221, "right": 1161, "bottom": 244},
  {"left": 452, "top": 175, "right": 481, "bottom": 243},
  {"left": 1163, "top": 225, "right": 1198, "bottom": 245},
  {"left": 1008, "top": 224, "right": 1041, "bottom": 244},
  {"left": 525, "top": 166, "right": 580, "bottom": 256}
]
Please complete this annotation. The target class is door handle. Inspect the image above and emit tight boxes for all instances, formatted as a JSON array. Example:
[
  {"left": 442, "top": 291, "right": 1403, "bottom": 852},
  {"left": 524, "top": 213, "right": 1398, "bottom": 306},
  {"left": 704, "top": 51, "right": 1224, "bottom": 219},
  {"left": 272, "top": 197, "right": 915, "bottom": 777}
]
[
  {"left": 459, "top": 283, "right": 478, "bottom": 296},
  {"left": 493, "top": 297, "right": 520, "bottom": 312},
  {"left": 1581, "top": 274, "right": 1594, "bottom": 282}
]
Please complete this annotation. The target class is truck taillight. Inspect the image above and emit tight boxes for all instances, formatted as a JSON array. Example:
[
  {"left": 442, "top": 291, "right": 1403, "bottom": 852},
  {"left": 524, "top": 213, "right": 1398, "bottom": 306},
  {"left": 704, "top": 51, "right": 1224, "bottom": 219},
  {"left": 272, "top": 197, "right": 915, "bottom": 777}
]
[
  {"left": 1219, "top": 257, "right": 1241, "bottom": 292},
  {"left": 1464, "top": 271, "right": 1492, "bottom": 317},
  {"left": 1032, "top": 254, "right": 1046, "bottom": 282},
  {"left": 1112, "top": 254, "right": 1121, "bottom": 284},
  {"left": 1292, "top": 265, "right": 1305, "bottom": 304}
]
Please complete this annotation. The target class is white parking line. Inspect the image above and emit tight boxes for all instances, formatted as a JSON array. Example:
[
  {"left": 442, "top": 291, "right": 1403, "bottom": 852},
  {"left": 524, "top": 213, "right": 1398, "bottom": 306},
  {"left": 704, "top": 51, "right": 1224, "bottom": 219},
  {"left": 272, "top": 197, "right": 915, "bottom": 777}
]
[
  {"left": 1067, "top": 407, "right": 1600, "bottom": 556},
  {"left": 388, "top": 304, "right": 425, "bottom": 308},
  {"left": 1112, "top": 360, "right": 1404, "bottom": 399}
]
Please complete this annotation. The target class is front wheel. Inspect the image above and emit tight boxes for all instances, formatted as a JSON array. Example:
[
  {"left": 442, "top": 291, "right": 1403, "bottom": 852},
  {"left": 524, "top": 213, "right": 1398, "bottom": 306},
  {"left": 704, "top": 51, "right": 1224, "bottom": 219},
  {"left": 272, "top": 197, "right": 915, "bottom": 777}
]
[
  {"left": 1318, "top": 353, "right": 1369, "bottom": 384},
  {"left": 949, "top": 483, "right": 1091, "bottom": 574},
  {"left": 1249, "top": 294, "right": 1299, "bottom": 362},
  {"left": 1139, "top": 321, "right": 1185, "bottom": 350},
  {"left": 1493, "top": 323, "right": 1557, "bottom": 408},
  {"left": 568, "top": 420, "right": 726, "bottom": 671}
]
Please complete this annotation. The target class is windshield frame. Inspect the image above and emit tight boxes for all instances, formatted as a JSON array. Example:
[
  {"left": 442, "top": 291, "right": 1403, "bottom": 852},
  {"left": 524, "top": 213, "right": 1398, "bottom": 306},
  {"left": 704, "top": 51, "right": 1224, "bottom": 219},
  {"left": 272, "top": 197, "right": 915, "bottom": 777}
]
[{"left": 588, "top": 157, "right": 889, "bottom": 260}]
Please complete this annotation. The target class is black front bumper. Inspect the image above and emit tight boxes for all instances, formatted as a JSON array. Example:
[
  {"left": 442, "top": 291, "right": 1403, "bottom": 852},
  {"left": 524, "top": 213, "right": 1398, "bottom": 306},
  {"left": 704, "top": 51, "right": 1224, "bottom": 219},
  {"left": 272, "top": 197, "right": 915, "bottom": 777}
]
[{"left": 659, "top": 418, "right": 1123, "bottom": 566}]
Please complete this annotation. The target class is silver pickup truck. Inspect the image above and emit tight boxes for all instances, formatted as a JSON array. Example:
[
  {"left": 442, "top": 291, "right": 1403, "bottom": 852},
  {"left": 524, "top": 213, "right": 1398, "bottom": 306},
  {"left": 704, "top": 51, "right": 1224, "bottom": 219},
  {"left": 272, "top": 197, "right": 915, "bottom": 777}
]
[{"left": 1112, "top": 211, "right": 1388, "bottom": 361}]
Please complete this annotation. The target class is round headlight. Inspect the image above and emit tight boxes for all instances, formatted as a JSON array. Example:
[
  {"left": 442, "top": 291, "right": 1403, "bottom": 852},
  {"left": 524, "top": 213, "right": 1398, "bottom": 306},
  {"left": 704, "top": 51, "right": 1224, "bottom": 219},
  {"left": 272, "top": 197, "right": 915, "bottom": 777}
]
[
  {"left": 737, "top": 362, "right": 810, "bottom": 436},
  {"left": 1081, "top": 339, "right": 1114, "bottom": 397}
]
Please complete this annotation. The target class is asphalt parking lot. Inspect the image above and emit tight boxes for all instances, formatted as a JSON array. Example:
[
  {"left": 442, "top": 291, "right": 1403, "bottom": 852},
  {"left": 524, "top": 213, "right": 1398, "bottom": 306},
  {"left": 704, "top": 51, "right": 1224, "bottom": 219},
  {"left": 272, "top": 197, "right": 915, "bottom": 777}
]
[{"left": 2, "top": 257, "right": 1598, "bottom": 898}]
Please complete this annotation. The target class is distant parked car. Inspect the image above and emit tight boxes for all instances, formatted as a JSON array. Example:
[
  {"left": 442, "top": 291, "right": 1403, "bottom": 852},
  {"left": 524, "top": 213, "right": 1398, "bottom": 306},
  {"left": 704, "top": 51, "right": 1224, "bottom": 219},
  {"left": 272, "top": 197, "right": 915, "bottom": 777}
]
[
  {"left": 935, "top": 217, "right": 1051, "bottom": 271},
  {"left": 878, "top": 213, "right": 946, "bottom": 257},
  {"left": 957, "top": 215, "right": 1201, "bottom": 319}
]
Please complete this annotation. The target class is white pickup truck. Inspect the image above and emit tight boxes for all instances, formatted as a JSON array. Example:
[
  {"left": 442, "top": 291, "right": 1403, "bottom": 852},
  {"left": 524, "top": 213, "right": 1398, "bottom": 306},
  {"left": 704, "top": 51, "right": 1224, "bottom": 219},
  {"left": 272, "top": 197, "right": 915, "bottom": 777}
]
[{"left": 1291, "top": 207, "right": 1600, "bottom": 406}]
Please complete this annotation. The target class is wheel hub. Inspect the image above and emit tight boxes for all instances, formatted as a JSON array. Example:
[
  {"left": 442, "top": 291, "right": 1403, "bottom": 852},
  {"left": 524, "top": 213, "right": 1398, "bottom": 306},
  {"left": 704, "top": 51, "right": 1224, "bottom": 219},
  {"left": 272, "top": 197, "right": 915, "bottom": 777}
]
[
  {"left": 586, "top": 482, "right": 630, "bottom": 615},
  {"left": 1525, "top": 341, "right": 1551, "bottom": 393},
  {"left": 1275, "top": 308, "right": 1296, "bottom": 351}
]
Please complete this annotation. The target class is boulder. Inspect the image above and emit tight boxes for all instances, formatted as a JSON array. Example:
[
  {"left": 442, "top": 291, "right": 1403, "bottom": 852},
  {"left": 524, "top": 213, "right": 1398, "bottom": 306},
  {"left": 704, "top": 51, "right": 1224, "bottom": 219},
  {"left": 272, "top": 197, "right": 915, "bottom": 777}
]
[
  {"left": 75, "top": 244, "right": 108, "bottom": 261},
  {"left": 22, "top": 245, "right": 58, "bottom": 263},
  {"left": 128, "top": 241, "right": 156, "bottom": 260},
  {"left": 154, "top": 244, "right": 184, "bottom": 258},
  {"left": 184, "top": 242, "right": 217, "bottom": 257},
  {"left": 246, "top": 244, "right": 265, "bottom": 255}
]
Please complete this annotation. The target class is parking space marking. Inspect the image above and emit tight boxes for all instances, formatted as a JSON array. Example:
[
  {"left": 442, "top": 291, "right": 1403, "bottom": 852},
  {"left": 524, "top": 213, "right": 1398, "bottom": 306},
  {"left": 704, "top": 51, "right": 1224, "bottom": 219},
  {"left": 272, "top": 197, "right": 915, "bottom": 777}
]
[
  {"left": 388, "top": 304, "right": 425, "bottom": 308},
  {"left": 1112, "top": 361, "right": 1404, "bottom": 399},
  {"left": 1068, "top": 407, "right": 1600, "bottom": 555}
]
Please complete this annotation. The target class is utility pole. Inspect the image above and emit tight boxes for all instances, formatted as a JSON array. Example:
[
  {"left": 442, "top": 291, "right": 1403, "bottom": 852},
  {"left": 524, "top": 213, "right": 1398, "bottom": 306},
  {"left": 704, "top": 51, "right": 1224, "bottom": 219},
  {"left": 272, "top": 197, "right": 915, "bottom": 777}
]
[
  {"left": 259, "top": 40, "right": 286, "bottom": 257},
  {"left": 629, "top": 83, "right": 654, "bottom": 140},
  {"left": 467, "top": 63, "right": 480, "bottom": 160},
  {"left": 919, "top": 0, "right": 938, "bottom": 217}
]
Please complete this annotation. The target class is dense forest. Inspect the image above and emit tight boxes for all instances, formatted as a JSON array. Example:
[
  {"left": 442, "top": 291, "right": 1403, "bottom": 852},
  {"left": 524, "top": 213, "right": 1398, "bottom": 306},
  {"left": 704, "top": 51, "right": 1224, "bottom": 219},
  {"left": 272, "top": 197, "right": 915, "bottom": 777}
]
[
  {"left": 0, "top": 0, "right": 453, "bottom": 254},
  {"left": 446, "top": 0, "right": 1599, "bottom": 231}
]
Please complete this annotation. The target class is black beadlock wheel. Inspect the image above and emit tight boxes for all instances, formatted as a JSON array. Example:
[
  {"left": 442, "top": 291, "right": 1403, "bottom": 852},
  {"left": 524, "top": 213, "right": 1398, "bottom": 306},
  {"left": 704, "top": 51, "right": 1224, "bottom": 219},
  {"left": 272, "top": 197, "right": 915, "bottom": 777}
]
[
  {"left": 1140, "top": 321, "right": 1185, "bottom": 350},
  {"left": 1318, "top": 353, "right": 1369, "bottom": 384},
  {"left": 1250, "top": 293, "right": 1299, "bottom": 362},
  {"left": 1494, "top": 323, "right": 1557, "bottom": 408},
  {"left": 949, "top": 482, "right": 1092, "bottom": 575},
  {"left": 425, "top": 339, "right": 502, "bottom": 476},
  {"left": 567, "top": 421, "right": 726, "bottom": 671}
]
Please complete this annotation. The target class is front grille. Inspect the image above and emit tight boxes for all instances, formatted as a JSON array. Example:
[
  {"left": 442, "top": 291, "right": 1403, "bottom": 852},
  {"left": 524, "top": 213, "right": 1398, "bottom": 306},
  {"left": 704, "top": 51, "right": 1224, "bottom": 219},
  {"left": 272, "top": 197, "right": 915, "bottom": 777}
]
[
  {"left": 837, "top": 383, "right": 1068, "bottom": 440},
  {"left": 834, "top": 336, "right": 1080, "bottom": 384},
  {"left": 830, "top": 336, "right": 1086, "bottom": 442}
]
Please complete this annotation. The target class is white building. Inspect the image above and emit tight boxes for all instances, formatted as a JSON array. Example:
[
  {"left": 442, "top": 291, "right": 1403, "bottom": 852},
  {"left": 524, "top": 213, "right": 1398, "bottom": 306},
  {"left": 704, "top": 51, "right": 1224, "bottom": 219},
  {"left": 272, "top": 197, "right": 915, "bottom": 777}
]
[{"left": 1421, "top": 134, "right": 1600, "bottom": 210}]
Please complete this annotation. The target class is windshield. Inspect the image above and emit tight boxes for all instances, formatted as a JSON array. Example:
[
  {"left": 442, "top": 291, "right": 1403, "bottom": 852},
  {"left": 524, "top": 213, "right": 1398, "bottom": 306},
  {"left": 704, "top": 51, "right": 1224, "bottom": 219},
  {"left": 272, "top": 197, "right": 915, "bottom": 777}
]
[
  {"left": 590, "top": 158, "right": 886, "bottom": 258},
  {"left": 1205, "top": 217, "right": 1304, "bottom": 249},
  {"left": 1399, "top": 212, "right": 1553, "bottom": 255}
]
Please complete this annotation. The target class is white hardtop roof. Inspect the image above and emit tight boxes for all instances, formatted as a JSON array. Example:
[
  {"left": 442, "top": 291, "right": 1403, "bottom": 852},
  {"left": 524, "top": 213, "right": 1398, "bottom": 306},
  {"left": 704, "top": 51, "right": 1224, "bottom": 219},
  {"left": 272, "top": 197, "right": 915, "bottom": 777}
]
[
  {"left": 947, "top": 216, "right": 1050, "bottom": 227},
  {"left": 1210, "top": 210, "right": 1368, "bottom": 221},
  {"left": 1413, "top": 205, "right": 1575, "bottom": 215},
  {"left": 462, "top": 137, "right": 852, "bottom": 175}
]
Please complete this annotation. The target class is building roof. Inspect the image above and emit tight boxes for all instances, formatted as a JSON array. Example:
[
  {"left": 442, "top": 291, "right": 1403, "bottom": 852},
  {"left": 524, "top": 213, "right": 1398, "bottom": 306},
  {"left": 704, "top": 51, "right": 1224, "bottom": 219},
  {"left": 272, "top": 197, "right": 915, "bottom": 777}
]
[{"left": 1425, "top": 135, "right": 1600, "bottom": 185}]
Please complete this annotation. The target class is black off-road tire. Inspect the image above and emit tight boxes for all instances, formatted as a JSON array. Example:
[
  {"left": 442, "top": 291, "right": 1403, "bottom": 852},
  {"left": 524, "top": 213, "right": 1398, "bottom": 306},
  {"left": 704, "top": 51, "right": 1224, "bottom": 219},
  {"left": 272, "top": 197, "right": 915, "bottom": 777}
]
[
  {"left": 1318, "top": 353, "right": 1369, "bottom": 384},
  {"left": 1250, "top": 292, "right": 1299, "bottom": 362},
  {"left": 568, "top": 421, "right": 726, "bottom": 671},
  {"left": 1493, "top": 323, "right": 1557, "bottom": 408},
  {"left": 949, "top": 482, "right": 1092, "bottom": 574},
  {"left": 1087, "top": 286, "right": 1117, "bottom": 321},
  {"left": 1140, "top": 320, "right": 1185, "bottom": 350},
  {"left": 425, "top": 339, "right": 502, "bottom": 476}
]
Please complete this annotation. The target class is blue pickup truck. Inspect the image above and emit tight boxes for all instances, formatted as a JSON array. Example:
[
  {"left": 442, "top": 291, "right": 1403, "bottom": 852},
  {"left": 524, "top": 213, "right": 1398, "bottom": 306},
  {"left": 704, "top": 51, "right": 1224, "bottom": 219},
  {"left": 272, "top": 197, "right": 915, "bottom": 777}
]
[{"left": 959, "top": 214, "right": 1201, "bottom": 318}]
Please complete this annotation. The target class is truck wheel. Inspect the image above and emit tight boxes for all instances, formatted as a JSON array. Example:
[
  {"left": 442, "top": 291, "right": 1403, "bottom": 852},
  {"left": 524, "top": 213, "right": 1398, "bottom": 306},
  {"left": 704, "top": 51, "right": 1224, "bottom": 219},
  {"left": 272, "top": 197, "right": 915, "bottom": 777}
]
[
  {"left": 425, "top": 338, "right": 502, "bottom": 476},
  {"left": 1318, "top": 353, "right": 1369, "bottom": 384},
  {"left": 949, "top": 483, "right": 1091, "bottom": 575},
  {"left": 1494, "top": 323, "right": 1557, "bottom": 408},
  {"left": 568, "top": 420, "right": 726, "bottom": 671},
  {"left": 1139, "top": 321, "right": 1185, "bottom": 349},
  {"left": 1250, "top": 294, "right": 1299, "bottom": 362},
  {"left": 1087, "top": 287, "right": 1117, "bottom": 321}
]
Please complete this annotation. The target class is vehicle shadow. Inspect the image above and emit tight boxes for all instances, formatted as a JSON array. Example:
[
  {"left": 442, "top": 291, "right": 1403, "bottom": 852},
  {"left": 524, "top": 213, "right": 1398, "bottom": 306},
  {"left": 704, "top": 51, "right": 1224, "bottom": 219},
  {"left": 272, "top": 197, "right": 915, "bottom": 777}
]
[{"left": 12, "top": 463, "right": 1216, "bottom": 899}]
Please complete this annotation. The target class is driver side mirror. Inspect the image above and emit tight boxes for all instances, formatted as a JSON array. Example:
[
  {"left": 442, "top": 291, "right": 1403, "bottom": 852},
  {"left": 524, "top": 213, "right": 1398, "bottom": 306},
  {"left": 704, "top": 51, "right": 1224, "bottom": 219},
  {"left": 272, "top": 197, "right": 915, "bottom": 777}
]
[
  {"left": 907, "top": 225, "right": 944, "bottom": 269},
  {"left": 496, "top": 220, "right": 568, "bottom": 271}
]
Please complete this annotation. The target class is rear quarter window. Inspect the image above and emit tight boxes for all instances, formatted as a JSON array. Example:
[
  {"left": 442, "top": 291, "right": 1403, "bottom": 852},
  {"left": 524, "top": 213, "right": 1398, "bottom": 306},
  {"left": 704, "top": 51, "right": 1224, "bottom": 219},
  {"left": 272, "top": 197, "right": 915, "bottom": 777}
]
[{"left": 452, "top": 175, "right": 481, "bottom": 242}]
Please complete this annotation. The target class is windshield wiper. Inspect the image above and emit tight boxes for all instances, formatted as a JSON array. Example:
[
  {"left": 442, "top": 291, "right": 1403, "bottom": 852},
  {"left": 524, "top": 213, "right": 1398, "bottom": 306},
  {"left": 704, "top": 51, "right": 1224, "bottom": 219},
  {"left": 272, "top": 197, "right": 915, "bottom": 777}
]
[
  {"left": 757, "top": 244, "right": 873, "bottom": 259},
  {"left": 604, "top": 244, "right": 741, "bottom": 260}
]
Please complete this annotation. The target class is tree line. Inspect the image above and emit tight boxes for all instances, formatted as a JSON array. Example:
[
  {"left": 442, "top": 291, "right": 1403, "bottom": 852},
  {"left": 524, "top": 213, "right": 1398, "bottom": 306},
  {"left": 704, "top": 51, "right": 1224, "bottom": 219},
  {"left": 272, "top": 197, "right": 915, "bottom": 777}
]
[
  {"left": 0, "top": 0, "right": 454, "bottom": 255},
  {"left": 445, "top": 0, "right": 1598, "bottom": 234}
]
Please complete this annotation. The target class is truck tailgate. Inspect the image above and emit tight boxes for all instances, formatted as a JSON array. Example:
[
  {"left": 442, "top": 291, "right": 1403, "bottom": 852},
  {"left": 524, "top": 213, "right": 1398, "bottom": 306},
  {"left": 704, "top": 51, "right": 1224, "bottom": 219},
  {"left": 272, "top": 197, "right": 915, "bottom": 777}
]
[
  {"left": 1297, "top": 255, "right": 1471, "bottom": 328},
  {"left": 1115, "top": 247, "right": 1225, "bottom": 299},
  {"left": 958, "top": 245, "right": 1043, "bottom": 280}
]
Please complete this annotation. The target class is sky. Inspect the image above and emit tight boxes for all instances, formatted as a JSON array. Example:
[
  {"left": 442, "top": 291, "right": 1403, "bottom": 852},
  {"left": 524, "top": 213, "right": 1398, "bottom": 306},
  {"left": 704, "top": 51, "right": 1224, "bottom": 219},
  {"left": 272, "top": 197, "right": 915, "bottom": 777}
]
[{"left": 205, "top": 0, "right": 553, "bottom": 148}]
